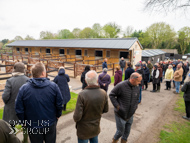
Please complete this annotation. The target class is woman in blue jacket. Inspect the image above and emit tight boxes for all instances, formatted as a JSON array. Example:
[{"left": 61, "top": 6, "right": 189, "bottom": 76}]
[{"left": 54, "top": 67, "right": 71, "bottom": 111}]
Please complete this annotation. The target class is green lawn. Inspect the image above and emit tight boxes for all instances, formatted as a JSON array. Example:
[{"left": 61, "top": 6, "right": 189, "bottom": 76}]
[
  {"left": 159, "top": 92, "right": 190, "bottom": 143},
  {"left": 62, "top": 92, "right": 78, "bottom": 115},
  {"left": 0, "top": 92, "right": 78, "bottom": 120},
  {"left": 111, "top": 74, "right": 125, "bottom": 83}
]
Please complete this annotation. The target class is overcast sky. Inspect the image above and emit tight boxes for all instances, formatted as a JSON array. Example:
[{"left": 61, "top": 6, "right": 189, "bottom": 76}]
[{"left": 0, "top": 0, "right": 190, "bottom": 40}]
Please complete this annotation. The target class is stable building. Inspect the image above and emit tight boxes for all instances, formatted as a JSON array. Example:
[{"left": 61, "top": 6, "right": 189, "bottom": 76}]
[
  {"left": 7, "top": 38, "right": 143, "bottom": 66},
  {"left": 142, "top": 49, "right": 166, "bottom": 64}
]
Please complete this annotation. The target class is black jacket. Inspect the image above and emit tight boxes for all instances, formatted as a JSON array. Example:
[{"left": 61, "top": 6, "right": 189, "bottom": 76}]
[
  {"left": 119, "top": 60, "right": 126, "bottom": 68},
  {"left": 81, "top": 70, "right": 89, "bottom": 89},
  {"left": 109, "top": 80, "right": 139, "bottom": 121},
  {"left": 124, "top": 67, "right": 135, "bottom": 80},
  {"left": 136, "top": 68, "right": 145, "bottom": 86},
  {"left": 181, "top": 81, "right": 190, "bottom": 101}
]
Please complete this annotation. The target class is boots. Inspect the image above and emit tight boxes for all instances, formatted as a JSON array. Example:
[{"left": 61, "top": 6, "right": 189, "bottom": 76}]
[
  {"left": 121, "top": 138, "right": 127, "bottom": 143},
  {"left": 112, "top": 138, "right": 118, "bottom": 143},
  {"left": 157, "top": 86, "right": 160, "bottom": 92}
]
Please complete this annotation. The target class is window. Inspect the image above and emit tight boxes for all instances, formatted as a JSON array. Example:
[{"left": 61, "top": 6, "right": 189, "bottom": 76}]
[
  {"left": 120, "top": 51, "right": 129, "bottom": 59},
  {"left": 46, "top": 49, "right": 51, "bottom": 54},
  {"left": 170, "top": 53, "right": 174, "bottom": 57},
  {"left": 59, "top": 49, "right": 65, "bottom": 54},
  {"left": 25, "top": 48, "right": 28, "bottom": 52},
  {"left": 40, "top": 48, "right": 42, "bottom": 53},
  {"left": 16, "top": 48, "right": 20, "bottom": 51},
  {"left": 84, "top": 50, "right": 88, "bottom": 56},
  {"left": 76, "top": 50, "right": 82, "bottom": 55},
  {"left": 106, "top": 51, "right": 110, "bottom": 57},
  {"left": 67, "top": 49, "right": 70, "bottom": 55},
  {"left": 95, "top": 50, "right": 103, "bottom": 57}
]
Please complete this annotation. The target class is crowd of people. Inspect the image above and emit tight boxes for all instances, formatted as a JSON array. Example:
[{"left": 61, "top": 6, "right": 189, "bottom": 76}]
[{"left": 0, "top": 57, "right": 190, "bottom": 143}]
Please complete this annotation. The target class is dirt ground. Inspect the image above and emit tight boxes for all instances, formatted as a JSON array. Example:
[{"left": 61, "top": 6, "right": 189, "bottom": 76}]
[{"left": 135, "top": 91, "right": 182, "bottom": 143}]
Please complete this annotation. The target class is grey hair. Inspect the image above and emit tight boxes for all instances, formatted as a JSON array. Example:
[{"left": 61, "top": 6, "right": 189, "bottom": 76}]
[
  {"left": 13, "top": 62, "right": 25, "bottom": 73},
  {"left": 85, "top": 70, "right": 98, "bottom": 86},
  {"left": 103, "top": 68, "right": 108, "bottom": 72},
  {"left": 184, "top": 72, "right": 190, "bottom": 83},
  {"left": 178, "top": 63, "right": 182, "bottom": 67},
  {"left": 168, "top": 65, "right": 173, "bottom": 68},
  {"left": 130, "top": 72, "right": 142, "bottom": 80}
]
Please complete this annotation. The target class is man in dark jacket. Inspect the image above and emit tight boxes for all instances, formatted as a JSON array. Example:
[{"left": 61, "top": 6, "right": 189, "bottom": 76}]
[
  {"left": 181, "top": 62, "right": 189, "bottom": 85},
  {"left": 15, "top": 62, "right": 63, "bottom": 143},
  {"left": 73, "top": 70, "right": 108, "bottom": 143},
  {"left": 110, "top": 72, "right": 142, "bottom": 143},
  {"left": 124, "top": 62, "right": 135, "bottom": 80},
  {"left": 119, "top": 57, "right": 126, "bottom": 74},
  {"left": 80, "top": 65, "right": 90, "bottom": 89},
  {"left": 98, "top": 68, "right": 111, "bottom": 92},
  {"left": 0, "top": 119, "right": 21, "bottom": 143},
  {"left": 2, "top": 62, "right": 29, "bottom": 143},
  {"left": 135, "top": 63, "right": 144, "bottom": 103},
  {"left": 102, "top": 58, "right": 108, "bottom": 69}
]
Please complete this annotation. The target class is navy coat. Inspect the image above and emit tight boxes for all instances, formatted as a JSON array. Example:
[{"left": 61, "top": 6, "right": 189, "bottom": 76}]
[
  {"left": 54, "top": 69, "right": 71, "bottom": 104},
  {"left": 102, "top": 62, "right": 107, "bottom": 69},
  {"left": 15, "top": 78, "right": 63, "bottom": 128},
  {"left": 124, "top": 67, "right": 135, "bottom": 80},
  {"left": 142, "top": 65, "right": 150, "bottom": 82}
]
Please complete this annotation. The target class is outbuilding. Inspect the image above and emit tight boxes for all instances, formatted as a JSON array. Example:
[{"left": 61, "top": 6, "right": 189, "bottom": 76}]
[
  {"left": 7, "top": 38, "right": 143, "bottom": 66},
  {"left": 142, "top": 49, "right": 166, "bottom": 64}
]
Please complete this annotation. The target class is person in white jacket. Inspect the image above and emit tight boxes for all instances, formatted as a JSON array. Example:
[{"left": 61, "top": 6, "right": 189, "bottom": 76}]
[{"left": 150, "top": 65, "right": 160, "bottom": 92}]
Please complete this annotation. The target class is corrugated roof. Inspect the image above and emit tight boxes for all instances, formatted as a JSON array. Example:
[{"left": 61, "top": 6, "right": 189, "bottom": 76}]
[
  {"left": 6, "top": 38, "right": 143, "bottom": 49},
  {"left": 142, "top": 49, "right": 166, "bottom": 57}
]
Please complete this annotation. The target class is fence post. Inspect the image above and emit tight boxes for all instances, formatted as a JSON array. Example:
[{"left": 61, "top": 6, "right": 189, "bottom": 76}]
[
  {"left": 113, "top": 63, "right": 115, "bottom": 76},
  {"left": 74, "top": 63, "right": 76, "bottom": 78}
]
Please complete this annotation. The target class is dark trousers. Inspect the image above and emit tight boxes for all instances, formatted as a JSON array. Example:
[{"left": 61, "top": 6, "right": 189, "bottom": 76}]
[
  {"left": 166, "top": 81, "right": 171, "bottom": 89},
  {"left": 153, "top": 83, "right": 160, "bottom": 91},
  {"left": 144, "top": 81, "right": 148, "bottom": 89},
  {"left": 28, "top": 122, "right": 57, "bottom": 143},
  {"left": 185, "top": 101, "right": 190, "bottom": 118},
  {"left": 63, "top": 104, "right": 67, "bottom": 111}
]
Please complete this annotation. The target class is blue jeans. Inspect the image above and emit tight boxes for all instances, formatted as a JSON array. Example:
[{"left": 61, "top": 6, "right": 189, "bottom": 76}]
[
  {"left": 139, "top": 85, "right": 142, "bottom": 103},
  {"left": 78, "top": 136, "right": 98, "bottom": 143},
  {"left": 114, "top": 114, "right": 133, "bottom": 141},
  {"left": 175, "top": 81, "right": 180, "bottom": 93},
  {"left": 121, "top": 68, "right": 124, "bottom": 75}
]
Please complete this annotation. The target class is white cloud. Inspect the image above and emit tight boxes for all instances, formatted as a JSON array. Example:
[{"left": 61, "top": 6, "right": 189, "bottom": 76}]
[{"left": 0, "top": 0, "right": 190, "bottom": 40}]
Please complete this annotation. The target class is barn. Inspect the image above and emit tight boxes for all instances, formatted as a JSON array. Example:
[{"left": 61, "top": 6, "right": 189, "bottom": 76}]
[
  {"left": 7, "top": 38, "right": 143, "bottom": 66},
  {"left": 142, "top": 49, "right": 166, "bottom": 64}
]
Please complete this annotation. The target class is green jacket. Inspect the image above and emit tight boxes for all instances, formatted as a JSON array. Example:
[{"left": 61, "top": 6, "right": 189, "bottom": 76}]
[
  {"left": 147, "top": 63, "right": 153, "bottom": 74},
  {"left": 0, "top": 120, "right": 21, "bottom": 143}
]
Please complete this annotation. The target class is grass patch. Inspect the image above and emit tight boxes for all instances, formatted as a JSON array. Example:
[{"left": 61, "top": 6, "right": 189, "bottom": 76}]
[
  {"left": 62, "top": 92, "right": 78, "bottom": 115},
  {"left": 159, "top": 122, "right": 190, "bottom": 143},
  {"left": 159, "top": 92, "right": 190, "bottom": 143},
  {"left": 174, "top": 92, "right": 185, "bottom": 113},
  {"left": 0, "top": 108, "right": 3, "bottom": 119},
  {"left": 111, "top": 74, "right": 125, "bottom": 83}
]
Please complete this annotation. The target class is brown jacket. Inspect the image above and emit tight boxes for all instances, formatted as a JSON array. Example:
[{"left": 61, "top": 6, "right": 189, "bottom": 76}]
[
  {"left": 173, "top": 67, "right": 184, "bottom": 82},
  {"left": 73, "top": 85, "right": 108, "bottom": 140}
]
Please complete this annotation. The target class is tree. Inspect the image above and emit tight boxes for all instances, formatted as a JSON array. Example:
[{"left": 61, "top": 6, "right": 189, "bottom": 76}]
[
  {"left": 1, "top": 39, "right": 9, "bottom": 45},
  {"left": 57, "top": 29, "right": 74, "bottom": 39},
  {"left": 92, "top": 23, "right": 103, "bottom": 38},
  {"left": 103, "top": 22, "right": 121, "bottom": 38},
  {"left": 123, "top": 26, "right": 134, "bottom": 38},
  {"left": 0, "top": 42, "right": 3, "bottom": 49},
  {"left": 25, "top": 35, "right": 35, "bottom": 40},
  {"left": 144, "top": 0, "right": 190, "bottom": 12},
  {"left": 72, "top": 28, "right": 81, "bottom": 38},
  {"left": 40, "top": 31, "right": 55, "bottom": 39},
  {"left": 14, "top": 36, "right": 23, "bottom": 41},
  {"left": 79, "top": 27, "right": 93, "bottom": 38},
  {"left": 178, "top": 26, "right": 190, "bottom": 55},
  {"left": 145, "top": 22, "right": 176, "bottom": 49}
]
